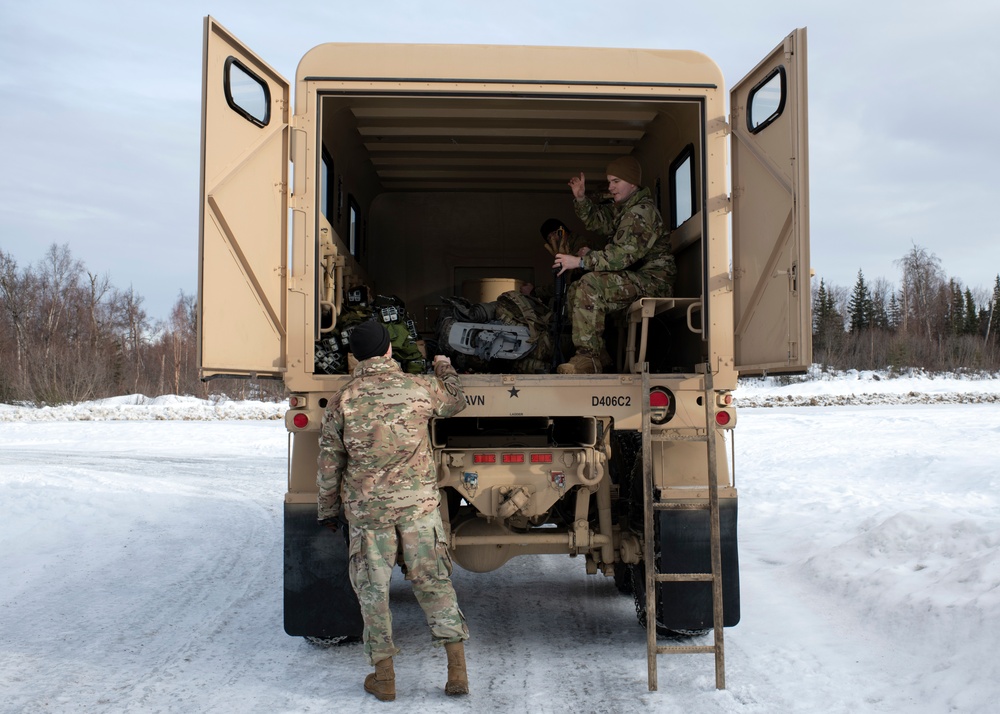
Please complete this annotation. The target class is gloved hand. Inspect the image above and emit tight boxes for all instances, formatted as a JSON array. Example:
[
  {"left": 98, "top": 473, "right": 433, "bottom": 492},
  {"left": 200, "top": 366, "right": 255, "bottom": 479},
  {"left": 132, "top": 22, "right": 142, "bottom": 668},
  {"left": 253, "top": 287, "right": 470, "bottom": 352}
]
[{"left": 319, "top": 513, "right": 348, "bottom": 534}]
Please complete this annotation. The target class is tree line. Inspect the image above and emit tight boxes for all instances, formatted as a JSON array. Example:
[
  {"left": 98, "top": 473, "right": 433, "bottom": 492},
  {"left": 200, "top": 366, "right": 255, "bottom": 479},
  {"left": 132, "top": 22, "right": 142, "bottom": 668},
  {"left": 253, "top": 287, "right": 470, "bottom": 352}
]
[
  {"left": 2, "top": 243, "right": 998, "bottom": 405},
  {"left": 0, "top": 244, "right": 282, "bottom": 405},
  {"left": 813, "top": 245, "right": 1000, "bottom": 372}
]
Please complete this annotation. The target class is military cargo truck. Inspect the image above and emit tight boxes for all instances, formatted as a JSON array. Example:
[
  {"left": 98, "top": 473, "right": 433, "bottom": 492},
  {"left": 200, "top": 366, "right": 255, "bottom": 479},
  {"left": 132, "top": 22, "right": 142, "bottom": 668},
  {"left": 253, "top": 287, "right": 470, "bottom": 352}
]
[{"left": 198, "top": 17, "right": 809, "bottom": 688}]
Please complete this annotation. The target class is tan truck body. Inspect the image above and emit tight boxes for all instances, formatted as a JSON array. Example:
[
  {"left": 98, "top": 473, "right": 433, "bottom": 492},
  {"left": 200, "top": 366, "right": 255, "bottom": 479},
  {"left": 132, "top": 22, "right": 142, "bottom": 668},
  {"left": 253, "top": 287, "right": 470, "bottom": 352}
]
[{"left": 198, "top": 17, "right": 810, "bottom": 638}]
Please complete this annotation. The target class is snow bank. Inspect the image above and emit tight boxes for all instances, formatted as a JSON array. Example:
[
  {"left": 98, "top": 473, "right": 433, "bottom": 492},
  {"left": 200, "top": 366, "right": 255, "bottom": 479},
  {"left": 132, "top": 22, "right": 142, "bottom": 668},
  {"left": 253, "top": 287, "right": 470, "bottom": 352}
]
[
  {"left": 735, "top": 366, "right": 1000, "bottom": 407},
  {"left": 0, "top": 394, "right": 285, "bottom": 422}
]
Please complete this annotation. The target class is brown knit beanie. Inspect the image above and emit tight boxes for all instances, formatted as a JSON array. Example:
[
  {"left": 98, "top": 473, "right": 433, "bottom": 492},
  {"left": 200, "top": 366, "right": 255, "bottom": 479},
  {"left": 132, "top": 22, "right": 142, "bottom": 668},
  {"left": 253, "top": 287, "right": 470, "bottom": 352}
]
[{"left": 605, "top": 156, "right": 642, "bottom": 186}]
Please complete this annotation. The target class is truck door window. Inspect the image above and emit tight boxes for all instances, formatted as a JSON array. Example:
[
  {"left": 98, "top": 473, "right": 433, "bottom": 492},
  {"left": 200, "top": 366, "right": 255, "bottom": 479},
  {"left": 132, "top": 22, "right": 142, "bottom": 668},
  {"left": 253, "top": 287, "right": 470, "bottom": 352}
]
[
  {"left": 747, "top": 66, "right": 786, "bottom": 134},
  {"left": 321, "top": 149, "right": 334, "bottom": 220},
  {"left": 223, "top": 57, "right": 270, "bottom": 127},
  {"left": 669, "top": 144, "right": 695, "bottom": 229},
  {"left": 348, "top": 195, "right": 361, "bottom": 259}
]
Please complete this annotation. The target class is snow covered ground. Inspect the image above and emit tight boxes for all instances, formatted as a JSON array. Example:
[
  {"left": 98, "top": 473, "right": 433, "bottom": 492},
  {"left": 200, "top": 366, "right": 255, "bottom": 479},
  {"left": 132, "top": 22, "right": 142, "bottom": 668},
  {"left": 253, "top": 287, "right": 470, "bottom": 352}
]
[{"left": 1, "top": 370, "right": 998, "bottom": 712}]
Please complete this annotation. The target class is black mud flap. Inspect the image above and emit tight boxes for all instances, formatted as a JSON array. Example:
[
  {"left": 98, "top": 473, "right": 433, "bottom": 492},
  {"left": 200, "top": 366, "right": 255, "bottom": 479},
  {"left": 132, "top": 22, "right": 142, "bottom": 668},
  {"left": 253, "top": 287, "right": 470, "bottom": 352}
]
[
  {"left": 284, "top": 503, "right": 364, "bottom": 638},
  {"left": 656, "top": 498, "right": 740, "bottom": 630}
]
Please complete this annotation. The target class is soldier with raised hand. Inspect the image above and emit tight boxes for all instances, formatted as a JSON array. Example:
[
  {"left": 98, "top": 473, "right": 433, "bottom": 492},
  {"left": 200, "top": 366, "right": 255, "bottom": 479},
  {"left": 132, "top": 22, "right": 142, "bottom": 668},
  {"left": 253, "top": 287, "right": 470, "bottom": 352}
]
[
  {"left": 553, "top": 156, "right": 676, "bottom": 374},
  {"left": 317, "top": 319, "right": 470, "bottom": 701}
]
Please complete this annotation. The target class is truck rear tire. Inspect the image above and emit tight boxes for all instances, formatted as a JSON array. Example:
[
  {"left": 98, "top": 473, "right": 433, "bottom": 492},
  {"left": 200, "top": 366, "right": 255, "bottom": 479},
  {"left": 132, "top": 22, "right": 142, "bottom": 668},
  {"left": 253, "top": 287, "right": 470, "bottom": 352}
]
[{"left": 613, "top": 561, "right": 635, "bottom": 595}]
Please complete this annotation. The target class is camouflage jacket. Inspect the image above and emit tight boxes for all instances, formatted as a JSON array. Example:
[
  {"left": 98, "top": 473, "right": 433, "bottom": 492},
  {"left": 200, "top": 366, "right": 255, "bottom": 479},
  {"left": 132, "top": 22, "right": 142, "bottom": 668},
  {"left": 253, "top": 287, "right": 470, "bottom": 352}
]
[
  {"left": 573, "top": 186, "right": 676, "bottom": 294},
  {"left": 317, "top": 356, "right": 466, "bottom": 526}
]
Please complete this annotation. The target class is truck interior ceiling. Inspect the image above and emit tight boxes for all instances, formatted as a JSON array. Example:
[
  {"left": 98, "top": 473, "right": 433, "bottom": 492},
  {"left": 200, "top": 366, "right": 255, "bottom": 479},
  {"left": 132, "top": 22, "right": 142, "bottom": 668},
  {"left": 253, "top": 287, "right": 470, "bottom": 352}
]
[{"left": 316, "top": 93, "right": 707, "bottom": 375}]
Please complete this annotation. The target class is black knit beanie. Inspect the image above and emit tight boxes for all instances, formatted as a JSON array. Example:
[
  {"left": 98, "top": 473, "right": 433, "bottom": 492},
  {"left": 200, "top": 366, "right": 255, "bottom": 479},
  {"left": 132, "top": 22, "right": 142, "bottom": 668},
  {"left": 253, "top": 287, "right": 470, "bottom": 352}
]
[{"left": 349, "top": 320, "right": 390, "bottom": 361}]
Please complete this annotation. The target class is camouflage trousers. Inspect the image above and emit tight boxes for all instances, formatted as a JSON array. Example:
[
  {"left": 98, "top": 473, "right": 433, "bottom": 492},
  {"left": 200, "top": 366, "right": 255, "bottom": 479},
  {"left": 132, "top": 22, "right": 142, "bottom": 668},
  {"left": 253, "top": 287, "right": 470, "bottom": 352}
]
[
  {"left": 567, "top": 271, "right": 671, "bottom": 354},
  {"left": 348, "top": 509, "right": 469, "bottom": 666}
]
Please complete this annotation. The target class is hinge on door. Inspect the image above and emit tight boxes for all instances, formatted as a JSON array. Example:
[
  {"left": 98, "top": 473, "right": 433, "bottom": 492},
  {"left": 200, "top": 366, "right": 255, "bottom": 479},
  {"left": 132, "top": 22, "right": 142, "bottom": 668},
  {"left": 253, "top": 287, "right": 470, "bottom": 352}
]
[
  {"left": 275, "top": 181, "right": 287, "bottom": 195},
  {"left": 709, "top": 194, "right": 731, "bottom": 216},
  {"left": 708, "top": 117, "right": 730, "bottom": 137}
]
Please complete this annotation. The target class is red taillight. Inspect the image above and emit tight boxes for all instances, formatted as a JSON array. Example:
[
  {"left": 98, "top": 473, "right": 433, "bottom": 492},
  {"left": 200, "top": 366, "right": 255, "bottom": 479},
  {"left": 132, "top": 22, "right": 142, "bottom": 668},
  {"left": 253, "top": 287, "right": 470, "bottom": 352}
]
[
  {"left": 530, "top": 453, "right": 553, "bottom": 463},
  {"left": 292, "top": 413, "right": 309, "bottom": 429},
  {"left": 715, "top": 411, "right": 731, "bottom": 426},
  {"left": 502, "top": 453, "right": 524, "bottom": 464},
  {"left": 474, "top": 453, "right": 496, "bottom": 464},
  {"left": 649, "top": 391, "right": 670, "bottom": 407},
  {"left": 289, "top": 396, "right": 299, "bottom": 408}
]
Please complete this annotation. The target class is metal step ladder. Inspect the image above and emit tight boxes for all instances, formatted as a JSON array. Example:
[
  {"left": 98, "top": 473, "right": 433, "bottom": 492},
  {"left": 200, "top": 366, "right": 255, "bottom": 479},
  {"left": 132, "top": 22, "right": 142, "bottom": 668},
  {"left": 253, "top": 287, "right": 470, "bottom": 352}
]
[{"left": 641, "top": 363, "right": 726, "bottom": 690}]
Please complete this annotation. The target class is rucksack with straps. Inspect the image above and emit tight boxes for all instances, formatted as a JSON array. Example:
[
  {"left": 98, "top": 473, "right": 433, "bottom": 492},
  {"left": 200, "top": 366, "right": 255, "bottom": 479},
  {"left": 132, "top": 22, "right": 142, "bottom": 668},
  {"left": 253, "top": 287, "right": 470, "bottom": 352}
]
[{"left": 493, "top": 290, "right": 554, "bottom": 374}]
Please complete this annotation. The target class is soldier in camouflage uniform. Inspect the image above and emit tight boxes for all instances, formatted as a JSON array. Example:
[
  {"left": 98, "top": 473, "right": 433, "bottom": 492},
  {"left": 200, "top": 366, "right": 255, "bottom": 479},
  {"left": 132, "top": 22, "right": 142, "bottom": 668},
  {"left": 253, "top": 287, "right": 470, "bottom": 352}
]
[
  {"left": 316, "top": 320, "right": 470, "bottom": 701},
  {"left": 553, "top": 155, "right": 676, "bottom": 374}
]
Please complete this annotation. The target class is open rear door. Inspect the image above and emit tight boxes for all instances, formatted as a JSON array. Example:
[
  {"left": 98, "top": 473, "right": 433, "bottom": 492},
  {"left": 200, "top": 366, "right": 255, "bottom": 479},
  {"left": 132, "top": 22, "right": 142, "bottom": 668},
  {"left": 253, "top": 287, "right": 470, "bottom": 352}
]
[
  {"left": 731, "top": 28, "right": 811, "bottom": 375},
  {"left": 198, "top": 17, "right": 289, "bottom": 379}
]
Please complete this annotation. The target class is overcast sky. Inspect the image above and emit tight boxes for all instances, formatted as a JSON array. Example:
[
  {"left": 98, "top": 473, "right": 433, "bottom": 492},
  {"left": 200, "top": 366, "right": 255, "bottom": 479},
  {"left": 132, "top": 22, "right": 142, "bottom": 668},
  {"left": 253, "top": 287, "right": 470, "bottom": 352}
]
[{"left": 1, "top": 0, "right": 998, "bottom": 321}]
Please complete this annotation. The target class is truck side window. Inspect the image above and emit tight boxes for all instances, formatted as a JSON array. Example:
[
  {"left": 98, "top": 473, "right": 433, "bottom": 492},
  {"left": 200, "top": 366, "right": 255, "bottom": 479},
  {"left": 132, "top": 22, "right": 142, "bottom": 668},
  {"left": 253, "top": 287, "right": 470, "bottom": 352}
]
[
  {"left": 223, "top": 57, "right": 270, "bottom": 127},
  {"left": 669, "top": 144, "right": 695, "bottom": 229},
  {"left": 747, "top": 66, "right": 786, "bottom": 134}
]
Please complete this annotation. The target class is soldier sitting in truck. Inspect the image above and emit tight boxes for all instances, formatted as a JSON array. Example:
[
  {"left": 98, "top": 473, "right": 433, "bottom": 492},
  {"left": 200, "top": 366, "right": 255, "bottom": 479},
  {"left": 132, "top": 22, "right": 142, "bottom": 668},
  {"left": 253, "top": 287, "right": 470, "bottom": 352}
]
[{"left": 553, "top": 156, "right": 677, "bottom": 374}]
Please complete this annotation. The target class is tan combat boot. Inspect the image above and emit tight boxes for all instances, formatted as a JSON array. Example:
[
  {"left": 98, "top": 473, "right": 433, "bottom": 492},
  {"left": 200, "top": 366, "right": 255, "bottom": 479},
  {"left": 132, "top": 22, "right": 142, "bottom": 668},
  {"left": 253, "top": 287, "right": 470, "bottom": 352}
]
[
  {"left": 364, "top": 656, "right": 396, "bottom": 702},
  {"left": 444, "top": 642, "right": 469, "bottom": 696},
  {"left": 556, "top": 351, "right": 600, "bottom": 374}
]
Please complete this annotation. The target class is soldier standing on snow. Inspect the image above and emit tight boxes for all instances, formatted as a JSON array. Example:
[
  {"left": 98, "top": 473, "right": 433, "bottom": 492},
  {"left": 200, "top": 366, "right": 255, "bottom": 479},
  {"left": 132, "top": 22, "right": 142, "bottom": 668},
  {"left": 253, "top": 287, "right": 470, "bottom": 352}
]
[
  {"left": 316, "top": 320, "right": 470, "bottom": 701},
  {"left": 552, "top": 156, "right": 676, "bottom": 374}
]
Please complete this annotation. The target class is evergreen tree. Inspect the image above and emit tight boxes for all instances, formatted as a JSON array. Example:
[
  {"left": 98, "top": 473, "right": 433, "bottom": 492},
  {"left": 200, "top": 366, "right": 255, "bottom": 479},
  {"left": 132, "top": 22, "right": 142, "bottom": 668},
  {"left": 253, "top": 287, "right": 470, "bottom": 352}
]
[
  {"left": 963, "top": 289, "right": 979, "bottom": 336},
  {"left": 888, "top": 292, "right": 902, "bottom": 331},
  {"left": 870, "top": 277, "right": 892, "bottom": 330},
  {"left": 813, "top": 279, "right": 828, "bottom": 334},
  {"left": 813, "top": 278, "right": 844, "bottom": 353},
  {"left": 848, "top": 270, "right": 872, "bottom": 333}
]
